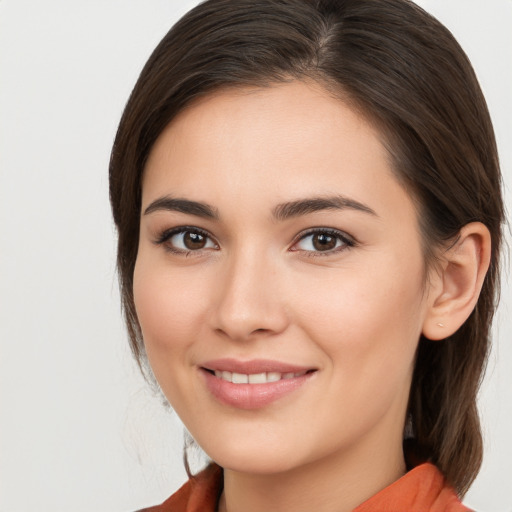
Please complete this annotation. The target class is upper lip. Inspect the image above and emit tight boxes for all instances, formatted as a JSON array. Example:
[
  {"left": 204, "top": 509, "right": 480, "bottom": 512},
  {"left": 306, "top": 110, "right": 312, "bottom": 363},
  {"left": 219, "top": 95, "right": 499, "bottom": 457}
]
[{"left": 200, "top": 358, "right": 316, "bottom": 374}]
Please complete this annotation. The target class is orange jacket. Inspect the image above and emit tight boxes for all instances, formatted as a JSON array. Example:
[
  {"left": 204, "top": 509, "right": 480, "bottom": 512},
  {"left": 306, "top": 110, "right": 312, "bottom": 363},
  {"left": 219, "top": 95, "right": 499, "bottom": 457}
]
[{"left": 139, "top": 463, "right": 471, "bottom": 512}]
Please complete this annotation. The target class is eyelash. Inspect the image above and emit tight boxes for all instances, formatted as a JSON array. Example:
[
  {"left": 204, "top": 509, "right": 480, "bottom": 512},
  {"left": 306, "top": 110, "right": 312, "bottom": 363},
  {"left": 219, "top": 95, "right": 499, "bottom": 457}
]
[
  {"left": 154, "top": 226, "right": 217, "bottom": 256},
  {"left": 291, "top": 228, "right": 356, "bottom": 257},
  {"left": 154, "top": 226, "right": 356, "bottom": 257}
]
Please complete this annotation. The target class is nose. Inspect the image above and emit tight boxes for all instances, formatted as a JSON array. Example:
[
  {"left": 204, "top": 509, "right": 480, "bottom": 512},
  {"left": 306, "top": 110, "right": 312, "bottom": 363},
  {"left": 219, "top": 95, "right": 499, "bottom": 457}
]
[{"left": 209, "top": 249, "right": 289, "bottom": 342}]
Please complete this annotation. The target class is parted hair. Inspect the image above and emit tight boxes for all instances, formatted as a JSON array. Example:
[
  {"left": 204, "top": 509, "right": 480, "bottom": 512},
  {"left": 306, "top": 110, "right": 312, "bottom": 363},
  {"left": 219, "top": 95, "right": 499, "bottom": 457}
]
[{"left": 109, "top": 0, "right": 504, "bottom": 495}]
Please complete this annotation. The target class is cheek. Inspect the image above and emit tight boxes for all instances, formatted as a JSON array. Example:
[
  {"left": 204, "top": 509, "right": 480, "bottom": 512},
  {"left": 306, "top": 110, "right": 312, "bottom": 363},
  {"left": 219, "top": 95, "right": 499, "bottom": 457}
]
[
  {"left": 292, "top": 252, "right": 426, "bottom": 373},
  {"left": 133, "top": 256, "right": 208, "bottom": 359}
]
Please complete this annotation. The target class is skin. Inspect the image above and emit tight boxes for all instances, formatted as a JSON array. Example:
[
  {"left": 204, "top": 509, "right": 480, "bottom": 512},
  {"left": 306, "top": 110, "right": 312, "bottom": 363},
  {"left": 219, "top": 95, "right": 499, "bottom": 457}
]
[{"left": 133, "top": 81, "right": 490, "bottom": 512}]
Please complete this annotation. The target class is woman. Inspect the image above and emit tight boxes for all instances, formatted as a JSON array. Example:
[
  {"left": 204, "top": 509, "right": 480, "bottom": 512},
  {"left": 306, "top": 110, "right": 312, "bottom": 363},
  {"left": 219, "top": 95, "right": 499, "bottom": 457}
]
[{"left": 109, "top": 0, "right": 504, "bottom": 510}]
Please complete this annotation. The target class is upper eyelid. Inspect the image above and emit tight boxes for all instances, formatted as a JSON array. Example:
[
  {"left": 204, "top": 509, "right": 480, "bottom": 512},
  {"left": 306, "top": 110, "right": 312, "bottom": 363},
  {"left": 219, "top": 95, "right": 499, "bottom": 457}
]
[
  {"left": 289, "top": 229, "right": 356, "bottom": 258},
  {"left": 155, "top": 225, "right": 217, "bottom": 245},
  {"left": 292, "top": 227, "right": 356, "bottom": 245}
]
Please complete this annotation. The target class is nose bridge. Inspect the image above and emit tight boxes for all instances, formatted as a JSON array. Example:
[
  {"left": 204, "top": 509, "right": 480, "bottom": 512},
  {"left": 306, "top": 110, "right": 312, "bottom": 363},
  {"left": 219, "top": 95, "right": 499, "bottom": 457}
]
[{"left": 212, "top": 245, "right": 287, "bottom": 340}]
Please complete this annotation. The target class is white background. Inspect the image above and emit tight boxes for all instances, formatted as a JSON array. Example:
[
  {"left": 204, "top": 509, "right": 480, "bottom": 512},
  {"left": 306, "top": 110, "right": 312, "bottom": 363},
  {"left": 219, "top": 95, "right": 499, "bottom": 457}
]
[{"left": 0, "top": 1, "right": 511, "bottom": 511}]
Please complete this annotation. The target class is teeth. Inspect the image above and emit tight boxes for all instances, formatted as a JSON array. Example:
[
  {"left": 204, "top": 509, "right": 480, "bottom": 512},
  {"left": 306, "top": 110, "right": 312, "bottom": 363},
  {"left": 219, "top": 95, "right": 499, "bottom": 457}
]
[
  {"left": 232, "top": 372, "right": 249, "bottom": 384},
  {"left": 248, "top": 372, "right": 267, "bottom": 384},
  {"left": 212, "top": 370, "right": 307, "bottom": 384}
]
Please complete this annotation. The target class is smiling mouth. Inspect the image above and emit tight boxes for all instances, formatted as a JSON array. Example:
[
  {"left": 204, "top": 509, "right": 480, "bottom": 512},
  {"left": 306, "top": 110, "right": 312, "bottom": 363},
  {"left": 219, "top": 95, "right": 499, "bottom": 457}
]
[
  {"left": 200, "top": 358, "right": 318, "bottom": 408},
  {"left": 201, "top": 366, "right": 317, "bottom": 409},
  {"left": 204, "top": 369, "right": 315, "bottom": 384}
]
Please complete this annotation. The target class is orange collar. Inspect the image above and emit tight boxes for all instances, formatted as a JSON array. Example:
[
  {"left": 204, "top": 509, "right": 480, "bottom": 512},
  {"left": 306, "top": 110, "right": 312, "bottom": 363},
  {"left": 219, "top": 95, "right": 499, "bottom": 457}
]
[{"left": 144, "top": 462, "right": 470, "bottom": 512}]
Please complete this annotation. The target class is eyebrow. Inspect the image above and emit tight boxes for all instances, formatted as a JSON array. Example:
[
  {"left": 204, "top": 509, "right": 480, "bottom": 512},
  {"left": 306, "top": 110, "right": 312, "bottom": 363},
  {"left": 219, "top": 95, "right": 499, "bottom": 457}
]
[
  {"left": 143, "top": 194, "right": 377, "bottom": 220},
  {"left": 272, "top": 195, "right": 377, "bottom": 221},
  {"left": 143, "top": 196, "right": 219, "bottom": 219}
]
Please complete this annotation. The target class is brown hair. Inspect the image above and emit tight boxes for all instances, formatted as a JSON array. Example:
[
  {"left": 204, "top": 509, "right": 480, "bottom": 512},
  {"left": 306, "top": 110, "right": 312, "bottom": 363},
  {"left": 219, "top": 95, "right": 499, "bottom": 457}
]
[{"left": 109, "top": 0, "right": 504, "bottom": 495}]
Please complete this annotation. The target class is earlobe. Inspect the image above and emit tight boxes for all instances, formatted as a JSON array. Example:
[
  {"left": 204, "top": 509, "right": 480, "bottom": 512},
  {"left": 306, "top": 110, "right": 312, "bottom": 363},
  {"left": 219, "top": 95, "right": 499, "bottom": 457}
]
[{"left": 422, "top": 222, "right": 491, "bottom": 341}]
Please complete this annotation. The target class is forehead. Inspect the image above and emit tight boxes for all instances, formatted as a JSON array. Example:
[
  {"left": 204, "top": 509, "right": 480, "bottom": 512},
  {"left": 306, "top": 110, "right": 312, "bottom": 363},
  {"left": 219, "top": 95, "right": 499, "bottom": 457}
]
[
  {"left": 141, "top": 81, "right": 413, "bottom": 223},
  {"left": 146, "top": 83, "right": 384, "bottom": 176}
]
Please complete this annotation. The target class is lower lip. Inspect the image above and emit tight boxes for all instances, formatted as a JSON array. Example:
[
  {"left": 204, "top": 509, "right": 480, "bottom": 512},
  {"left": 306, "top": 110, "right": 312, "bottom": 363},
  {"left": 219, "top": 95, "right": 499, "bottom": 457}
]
[{"left": 201, "top": 369, "right": 315, "bottom": 410}]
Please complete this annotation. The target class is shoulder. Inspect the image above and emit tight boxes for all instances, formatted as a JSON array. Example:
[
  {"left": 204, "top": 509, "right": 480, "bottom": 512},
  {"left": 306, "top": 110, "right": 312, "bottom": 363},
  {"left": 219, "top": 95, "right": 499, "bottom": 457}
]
[
  {"left": 353, "top": 463, "right": 472, "bottom": 512},
  {"left": 135, "top": 464, "right": 223, "bottom": 512}
]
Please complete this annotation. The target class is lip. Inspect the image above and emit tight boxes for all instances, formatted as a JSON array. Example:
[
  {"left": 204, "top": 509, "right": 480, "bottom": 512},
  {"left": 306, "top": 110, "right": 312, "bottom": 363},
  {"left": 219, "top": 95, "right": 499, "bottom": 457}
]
[
  {"left": 199, "top": 358, "right": 317, "bottom": 410},
  {"left": 201, "top": 358, "right": 314, "bottom": 374}
]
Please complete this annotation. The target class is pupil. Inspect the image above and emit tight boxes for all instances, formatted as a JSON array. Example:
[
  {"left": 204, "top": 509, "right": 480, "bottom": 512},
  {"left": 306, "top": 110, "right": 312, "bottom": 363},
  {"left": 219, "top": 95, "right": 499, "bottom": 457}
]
[
  {"left": 184, "top": 232, "right": 206, "bottom": 250},
  {"left": 313, "top": 233, "right": 336, "bottom": 251}
]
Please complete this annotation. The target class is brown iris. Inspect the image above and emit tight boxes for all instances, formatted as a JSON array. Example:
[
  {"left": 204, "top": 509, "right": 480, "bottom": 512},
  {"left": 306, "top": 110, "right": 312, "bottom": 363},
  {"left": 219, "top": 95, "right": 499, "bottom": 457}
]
[
  {"left": 184, "top": 231, "right": 208, "bottom": 250},
  {"left": 312, "top": 233, "right": 337, "bottom": 251}
]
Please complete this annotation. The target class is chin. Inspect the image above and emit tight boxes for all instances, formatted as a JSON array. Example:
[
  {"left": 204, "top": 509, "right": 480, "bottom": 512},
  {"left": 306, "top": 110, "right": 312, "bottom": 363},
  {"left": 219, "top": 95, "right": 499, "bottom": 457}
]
[
  {"left": 197, "top": 434, "right": 306, "bottom": 475},
  {"left": 213, "top": 451, "right": 302, "bottom": 475}
]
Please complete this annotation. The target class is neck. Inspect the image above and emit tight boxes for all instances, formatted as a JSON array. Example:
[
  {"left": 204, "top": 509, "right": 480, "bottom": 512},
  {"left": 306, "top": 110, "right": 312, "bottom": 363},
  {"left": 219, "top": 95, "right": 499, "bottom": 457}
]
[{"left": 218, "top": 433, "right": 406, "bottom": 512}]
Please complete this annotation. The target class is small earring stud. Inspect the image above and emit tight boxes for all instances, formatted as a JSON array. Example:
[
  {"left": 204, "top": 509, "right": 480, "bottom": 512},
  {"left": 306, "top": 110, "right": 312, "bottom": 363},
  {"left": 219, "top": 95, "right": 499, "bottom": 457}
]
[{"left": 437, "top": 322, "right": 445, "bottom": 327}]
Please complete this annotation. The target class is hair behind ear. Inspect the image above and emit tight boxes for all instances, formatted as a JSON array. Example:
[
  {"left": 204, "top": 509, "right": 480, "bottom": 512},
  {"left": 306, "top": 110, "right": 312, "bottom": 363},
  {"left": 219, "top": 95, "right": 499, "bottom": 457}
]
[{"left": 409, "top": 322, "right": 485, "bottom": 495}]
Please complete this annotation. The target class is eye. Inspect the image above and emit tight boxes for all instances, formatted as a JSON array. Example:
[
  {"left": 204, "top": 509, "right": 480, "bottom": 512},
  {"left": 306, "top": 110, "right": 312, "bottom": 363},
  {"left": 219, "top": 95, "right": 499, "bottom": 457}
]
[
  {"left": 156, "top": 227, "right": 218, "bottom": 253},
  {"left": 291, "top": 229, "right": 354, "bottom": 254}
]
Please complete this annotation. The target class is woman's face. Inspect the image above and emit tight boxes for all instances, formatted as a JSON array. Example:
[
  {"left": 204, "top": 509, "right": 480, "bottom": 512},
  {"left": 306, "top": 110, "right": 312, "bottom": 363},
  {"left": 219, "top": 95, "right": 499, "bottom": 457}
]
[{"left": 134, "top": 81, "right": 433, "bottom": 474}]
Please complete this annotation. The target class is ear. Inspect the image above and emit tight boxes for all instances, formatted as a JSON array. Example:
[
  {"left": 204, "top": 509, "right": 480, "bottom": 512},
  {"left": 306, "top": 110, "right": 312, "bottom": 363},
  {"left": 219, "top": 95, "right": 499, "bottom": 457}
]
[{"left": 422, "top": 222, "right": 491, "bottom": 341}]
